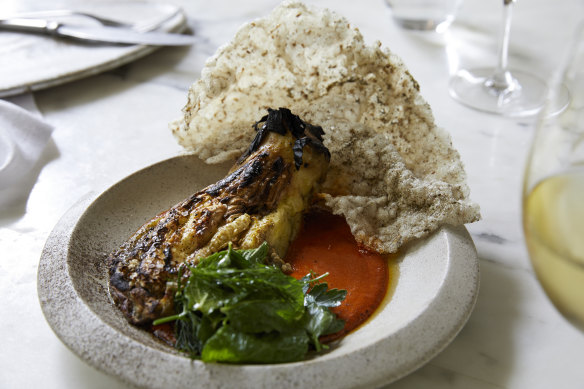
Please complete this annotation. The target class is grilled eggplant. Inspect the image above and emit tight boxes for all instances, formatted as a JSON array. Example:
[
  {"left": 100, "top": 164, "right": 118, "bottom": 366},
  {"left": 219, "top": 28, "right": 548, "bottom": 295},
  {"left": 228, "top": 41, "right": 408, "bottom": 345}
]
[{"left": 108, "top": 108, "right": 330, "bottom": 325}]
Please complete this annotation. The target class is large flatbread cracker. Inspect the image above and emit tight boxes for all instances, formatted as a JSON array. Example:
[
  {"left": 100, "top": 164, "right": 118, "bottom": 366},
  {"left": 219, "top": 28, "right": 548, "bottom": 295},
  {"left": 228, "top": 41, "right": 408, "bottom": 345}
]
[{"left": 170, "top": 1, "right": 480, "bottom": 253}]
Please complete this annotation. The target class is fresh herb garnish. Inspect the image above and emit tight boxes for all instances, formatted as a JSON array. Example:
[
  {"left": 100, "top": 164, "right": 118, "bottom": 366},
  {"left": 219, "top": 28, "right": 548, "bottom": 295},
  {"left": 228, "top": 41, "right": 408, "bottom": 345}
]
[{"left": 153, "top": 242, "right": 347, "bottom": 363}]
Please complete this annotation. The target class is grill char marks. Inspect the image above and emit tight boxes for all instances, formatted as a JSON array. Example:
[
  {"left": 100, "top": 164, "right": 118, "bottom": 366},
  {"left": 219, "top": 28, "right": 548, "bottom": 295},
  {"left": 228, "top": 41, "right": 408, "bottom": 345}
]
[
  {"left": 108, "top": 108, "right": 331, "bottom": 325},
  {"left": 108, "top": 155, "right": 287, "bottom": 324}
]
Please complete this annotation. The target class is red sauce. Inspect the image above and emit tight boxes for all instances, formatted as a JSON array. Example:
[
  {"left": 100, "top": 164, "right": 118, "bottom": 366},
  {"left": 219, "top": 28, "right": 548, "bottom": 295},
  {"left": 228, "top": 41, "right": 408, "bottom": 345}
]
[
  {"left": 286, "top": 211, "right": 390, "bottom": 342},
  {"left": 151, "top": 322, "right": 175, "bottom": 346}
]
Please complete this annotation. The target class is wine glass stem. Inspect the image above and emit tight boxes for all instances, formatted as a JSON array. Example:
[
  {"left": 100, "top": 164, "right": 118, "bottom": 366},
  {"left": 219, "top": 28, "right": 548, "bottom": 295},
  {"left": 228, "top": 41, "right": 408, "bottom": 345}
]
[{"left": 487, "top": 0, "right": 519, "bottom": 93}]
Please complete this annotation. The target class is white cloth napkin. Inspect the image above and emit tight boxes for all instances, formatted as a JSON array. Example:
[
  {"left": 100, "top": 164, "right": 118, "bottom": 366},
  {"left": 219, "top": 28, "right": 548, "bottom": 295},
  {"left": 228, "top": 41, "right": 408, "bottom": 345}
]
[{"left": 0, "top": 94, "right": 54, "bottom": 209}]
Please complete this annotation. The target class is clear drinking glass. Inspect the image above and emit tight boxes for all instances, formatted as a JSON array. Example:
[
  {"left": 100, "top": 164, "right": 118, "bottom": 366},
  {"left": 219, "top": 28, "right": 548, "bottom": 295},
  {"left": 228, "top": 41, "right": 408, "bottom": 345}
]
[
  {"left": 385, "top": 0, "right": 462, "bottom": 33},
  {"left": 449, "top": 0, "right": 569, "bottom": 117},
  {"left": 522, "top": 24, "right": 584, "bottom": 332}
]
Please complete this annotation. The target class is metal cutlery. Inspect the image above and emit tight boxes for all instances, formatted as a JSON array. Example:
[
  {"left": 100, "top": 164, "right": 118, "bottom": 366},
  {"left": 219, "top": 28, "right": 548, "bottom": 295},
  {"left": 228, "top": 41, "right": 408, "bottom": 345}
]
[{"left": 0, "top": 14, "right": 197, "bottom": 46}]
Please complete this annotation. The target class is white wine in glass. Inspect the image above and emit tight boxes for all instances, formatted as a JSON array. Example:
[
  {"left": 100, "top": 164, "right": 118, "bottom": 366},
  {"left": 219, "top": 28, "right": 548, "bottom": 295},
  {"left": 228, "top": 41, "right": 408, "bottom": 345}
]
[{"left": 522, "top": 24, "right": 584, "bottom": 332}]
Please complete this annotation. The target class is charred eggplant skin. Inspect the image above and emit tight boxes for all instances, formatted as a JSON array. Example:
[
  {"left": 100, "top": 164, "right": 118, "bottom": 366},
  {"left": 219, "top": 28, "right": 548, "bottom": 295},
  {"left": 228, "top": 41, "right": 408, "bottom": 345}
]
[
  {"left": 239, "top": 107, "right": 330, "bottom": 169},
  {"left": 108, "top": 108, "right": 330, "bottom": 325}
]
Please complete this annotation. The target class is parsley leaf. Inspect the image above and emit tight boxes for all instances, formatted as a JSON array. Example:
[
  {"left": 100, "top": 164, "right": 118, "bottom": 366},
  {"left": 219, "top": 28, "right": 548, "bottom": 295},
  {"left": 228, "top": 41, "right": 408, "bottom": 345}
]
[{"left": 302, "top": 273, "right": 347, "bottom": 351}]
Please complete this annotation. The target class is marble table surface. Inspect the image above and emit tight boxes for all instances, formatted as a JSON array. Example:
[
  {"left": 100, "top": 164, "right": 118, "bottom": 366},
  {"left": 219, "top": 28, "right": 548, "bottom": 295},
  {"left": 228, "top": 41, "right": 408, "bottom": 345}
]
[{"left": 1, "top": 0, "right": 583, "bottom": 388}]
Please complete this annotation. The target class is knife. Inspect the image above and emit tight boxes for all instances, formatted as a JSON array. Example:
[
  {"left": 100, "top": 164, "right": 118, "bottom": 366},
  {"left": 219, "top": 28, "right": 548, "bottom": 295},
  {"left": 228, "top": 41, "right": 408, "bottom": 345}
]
[{"left": 0, "top": 17, "right": 197, "bottom": 46}]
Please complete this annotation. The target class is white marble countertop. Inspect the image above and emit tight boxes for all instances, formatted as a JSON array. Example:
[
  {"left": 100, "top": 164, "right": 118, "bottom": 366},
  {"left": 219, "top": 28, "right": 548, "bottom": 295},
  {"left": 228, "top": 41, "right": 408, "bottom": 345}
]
[{"left": 1, "top": 0, "right": 583, "bottom": 388}]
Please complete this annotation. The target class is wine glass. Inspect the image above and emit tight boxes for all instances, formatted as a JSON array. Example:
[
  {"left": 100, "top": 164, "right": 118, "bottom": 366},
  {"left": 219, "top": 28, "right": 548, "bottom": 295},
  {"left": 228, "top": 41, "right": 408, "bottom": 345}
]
[
  {"left": 449, "top": 0, "right": 569, "bottom": 117},
  {"left": 522, "top": 24, "right": 584, "bottom": 332}
]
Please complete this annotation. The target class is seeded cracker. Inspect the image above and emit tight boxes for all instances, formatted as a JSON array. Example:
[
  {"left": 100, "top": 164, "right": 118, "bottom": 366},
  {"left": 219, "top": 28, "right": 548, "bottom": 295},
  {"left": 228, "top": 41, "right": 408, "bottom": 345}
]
[{"left": 170, "top": 1, "right": 480, "bottom": 254}]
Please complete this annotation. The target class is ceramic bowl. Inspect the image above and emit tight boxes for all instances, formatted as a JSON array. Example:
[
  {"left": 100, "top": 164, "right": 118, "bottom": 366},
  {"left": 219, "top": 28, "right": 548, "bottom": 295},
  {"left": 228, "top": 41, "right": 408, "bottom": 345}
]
[{"left": 38, "top": 154, "right": 479, "bottom": 389}]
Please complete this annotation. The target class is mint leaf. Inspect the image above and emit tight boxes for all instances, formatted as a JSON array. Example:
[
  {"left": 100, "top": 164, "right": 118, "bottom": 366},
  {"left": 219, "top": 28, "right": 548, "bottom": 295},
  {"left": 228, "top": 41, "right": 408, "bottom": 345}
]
[
  {"left": 201, "top": 325, "right": 309, "bottom": 363},
  {"left": 239, "top": 242, "right": 270, "bottom": 266},
  {"left": 155, "top": 243, "right": 346, "bottom": 363}
]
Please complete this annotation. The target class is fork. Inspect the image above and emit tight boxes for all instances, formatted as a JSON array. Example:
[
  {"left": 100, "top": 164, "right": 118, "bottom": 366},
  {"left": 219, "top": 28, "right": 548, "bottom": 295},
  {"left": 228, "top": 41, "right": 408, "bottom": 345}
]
[{"left": 7, "top": 8, "right": 181, "bottom": 32}]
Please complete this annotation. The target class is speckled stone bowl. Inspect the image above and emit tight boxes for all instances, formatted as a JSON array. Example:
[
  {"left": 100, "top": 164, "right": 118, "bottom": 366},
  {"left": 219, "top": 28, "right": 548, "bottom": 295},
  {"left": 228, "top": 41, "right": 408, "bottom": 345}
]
[{"left": 38, "top": 154, "right": 479, "bottom": 389}]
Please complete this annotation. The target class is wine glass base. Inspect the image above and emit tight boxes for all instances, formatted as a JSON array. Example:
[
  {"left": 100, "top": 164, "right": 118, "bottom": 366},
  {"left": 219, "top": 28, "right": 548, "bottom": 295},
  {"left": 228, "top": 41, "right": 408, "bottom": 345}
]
[
  {"left": 392, "top": 16, "right": 453, "bottom": 33},
  {"left": 449, "top": 68, "right": 569, "bottom": 117}
]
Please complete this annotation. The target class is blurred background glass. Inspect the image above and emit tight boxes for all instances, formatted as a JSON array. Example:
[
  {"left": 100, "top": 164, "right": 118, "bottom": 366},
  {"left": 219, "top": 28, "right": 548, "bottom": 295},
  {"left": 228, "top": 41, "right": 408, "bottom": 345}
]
[
  {"left": 448, "top": 0, "right": 569, "bottom": 117},
  {"left": 385, "top": 0, "right": 463, "bottom": 32}
]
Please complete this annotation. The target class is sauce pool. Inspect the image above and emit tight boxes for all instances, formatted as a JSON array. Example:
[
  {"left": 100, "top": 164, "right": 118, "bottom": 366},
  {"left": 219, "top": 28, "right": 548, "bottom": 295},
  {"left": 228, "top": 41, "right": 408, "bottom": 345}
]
[{"left": 286, "top": 211, "right": 391, "bottom": 342}]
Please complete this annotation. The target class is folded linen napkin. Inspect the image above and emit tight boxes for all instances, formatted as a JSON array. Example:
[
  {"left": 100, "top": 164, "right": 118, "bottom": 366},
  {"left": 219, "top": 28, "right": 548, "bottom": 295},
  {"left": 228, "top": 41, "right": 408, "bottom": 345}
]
[{"left": 0, "top": 94, "right": 54, "bottom": 209}]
